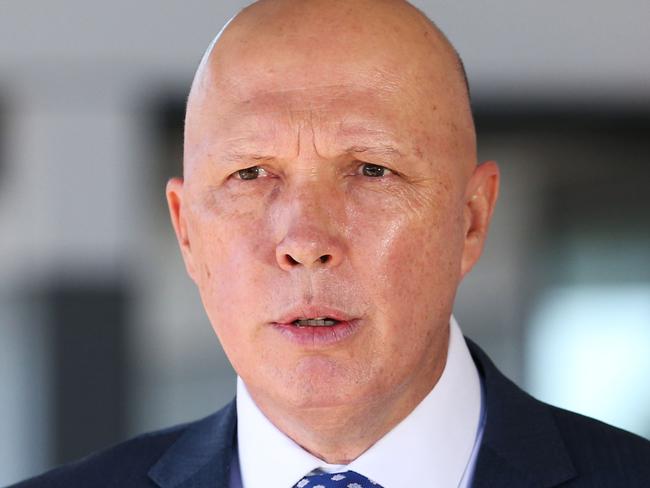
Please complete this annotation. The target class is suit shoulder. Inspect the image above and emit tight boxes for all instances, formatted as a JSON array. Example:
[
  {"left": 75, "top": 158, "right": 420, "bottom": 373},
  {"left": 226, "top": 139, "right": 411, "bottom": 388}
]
[
  {"left": 548, "top": 404, "right": 650, "bottom": 484},
  {"left": 8, "top": 421, "right": 193, "bottom": 488},
  {"left": 467, "top": 338, "right": 650, "bottom": 485}
]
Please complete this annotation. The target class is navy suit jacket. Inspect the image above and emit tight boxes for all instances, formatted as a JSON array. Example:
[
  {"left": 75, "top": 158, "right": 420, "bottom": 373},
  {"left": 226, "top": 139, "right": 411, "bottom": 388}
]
[{"left": 10, "top": 339, "right": 650, "bottom": 487}]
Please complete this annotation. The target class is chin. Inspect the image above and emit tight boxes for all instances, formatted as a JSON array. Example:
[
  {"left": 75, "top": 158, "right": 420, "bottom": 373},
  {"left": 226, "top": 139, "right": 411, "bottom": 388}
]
[
  {"left": 283, "top": 384, "right": 363, "bottom": 410},
  {"left": 272, "top": 356, "right": 379, "bottom": 410}
]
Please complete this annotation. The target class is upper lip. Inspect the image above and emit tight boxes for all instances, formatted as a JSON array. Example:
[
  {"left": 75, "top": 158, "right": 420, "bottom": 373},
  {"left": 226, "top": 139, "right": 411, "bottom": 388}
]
[{"left": 273, "top": 305, "right": 356, "bottom": 324}]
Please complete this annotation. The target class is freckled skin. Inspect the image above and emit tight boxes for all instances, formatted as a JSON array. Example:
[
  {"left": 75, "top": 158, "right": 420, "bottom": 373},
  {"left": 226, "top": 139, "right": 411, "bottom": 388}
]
[{"left": 167, "top": 0, "right": 499, "bottom": 463}]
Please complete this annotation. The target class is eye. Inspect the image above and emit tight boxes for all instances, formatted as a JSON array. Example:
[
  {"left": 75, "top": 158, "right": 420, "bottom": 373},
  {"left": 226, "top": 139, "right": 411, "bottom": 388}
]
[
  {"left": 359, "top": 163, "right": 393, "bottom": 178},
  {"left": 234, "top": 166, "right": 270, "bottom": 180}
]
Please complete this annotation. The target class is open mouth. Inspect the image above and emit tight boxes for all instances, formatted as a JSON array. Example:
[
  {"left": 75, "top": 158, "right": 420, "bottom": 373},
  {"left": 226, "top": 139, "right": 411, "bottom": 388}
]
[
  {"left": 273, "top": 310, "right": 359, "bottom": 346},
  {"left": 292, "top": 317, "right": 340, "bottom": 327}
]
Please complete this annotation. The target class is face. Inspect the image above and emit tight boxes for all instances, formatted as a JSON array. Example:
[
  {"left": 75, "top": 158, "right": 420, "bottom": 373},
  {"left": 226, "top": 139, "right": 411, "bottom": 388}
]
[{"left": 167, "top": 10, "right": 498, "bottom": 414}]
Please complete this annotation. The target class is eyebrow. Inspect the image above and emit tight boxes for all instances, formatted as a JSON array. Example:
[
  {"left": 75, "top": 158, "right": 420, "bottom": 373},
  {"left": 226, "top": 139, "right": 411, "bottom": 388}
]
[
  {"left": 221, "top": 145, "right": 403, "bottom": 162},
  {"left": 346, "top": 144, "right": 404, "bottom": 158},
  {"left": 222, "top": 151, "right": 276, "bottom": 164}
]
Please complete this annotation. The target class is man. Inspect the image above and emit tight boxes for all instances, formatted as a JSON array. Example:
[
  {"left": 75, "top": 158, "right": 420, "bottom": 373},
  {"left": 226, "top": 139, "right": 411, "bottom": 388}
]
[{"left": 11, "top": 0, "right": 650, "bottom": 487}]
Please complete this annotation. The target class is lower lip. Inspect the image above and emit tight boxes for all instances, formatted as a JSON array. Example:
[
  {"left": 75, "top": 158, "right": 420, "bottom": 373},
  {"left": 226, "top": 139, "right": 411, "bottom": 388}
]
[{"left": 271, "top": 319, "right": 361, "bottom": 347}]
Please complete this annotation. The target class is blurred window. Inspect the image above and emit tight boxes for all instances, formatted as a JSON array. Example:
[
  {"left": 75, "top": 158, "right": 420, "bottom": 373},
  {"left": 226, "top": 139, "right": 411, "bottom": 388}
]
[
  {"left": 494, "top": 109, "right": 650, "bottom": 439},
  {"left": 528, "top": 284, "right": 650, "bottom": 437}
]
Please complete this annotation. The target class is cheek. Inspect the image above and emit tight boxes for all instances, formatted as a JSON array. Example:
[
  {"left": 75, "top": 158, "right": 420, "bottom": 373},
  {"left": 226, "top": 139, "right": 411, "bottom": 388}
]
[
  {"left": 350, "top": 192, "right": 464, "bottom": 324},
  {"left": 186, "top": 196, "right": 276, "bottom": 338},
  {"left": 190, "top": 188, "right": 273, "bottom": 276}
]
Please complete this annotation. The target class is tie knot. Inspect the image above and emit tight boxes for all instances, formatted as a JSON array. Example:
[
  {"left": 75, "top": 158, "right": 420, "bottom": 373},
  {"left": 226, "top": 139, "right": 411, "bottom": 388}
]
[{"left": 292, "top": 470, "right": 382, "bottom": 488}]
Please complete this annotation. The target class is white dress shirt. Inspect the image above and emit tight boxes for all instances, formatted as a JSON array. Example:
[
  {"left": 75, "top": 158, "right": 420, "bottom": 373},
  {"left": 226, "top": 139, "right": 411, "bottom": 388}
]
[{"left": 231, "top": 316, "right": 485, "bottom": 488}]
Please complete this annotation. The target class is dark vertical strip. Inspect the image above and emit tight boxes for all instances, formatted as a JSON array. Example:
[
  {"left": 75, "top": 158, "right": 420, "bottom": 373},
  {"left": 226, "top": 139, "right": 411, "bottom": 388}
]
[{"left": 48, "top": 282, "right": 128, "bottom": 465}]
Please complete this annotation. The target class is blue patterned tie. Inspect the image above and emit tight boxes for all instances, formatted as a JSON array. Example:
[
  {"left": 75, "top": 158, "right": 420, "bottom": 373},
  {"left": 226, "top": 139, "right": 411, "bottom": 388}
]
[{"left": 292, "top": 470, "right": 383, "bottom": 488}]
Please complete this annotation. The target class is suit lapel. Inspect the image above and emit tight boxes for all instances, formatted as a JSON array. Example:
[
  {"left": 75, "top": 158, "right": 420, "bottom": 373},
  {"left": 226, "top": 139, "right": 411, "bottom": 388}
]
[
  {"left": 466, "top": 339, "right": 577, "bottom": 487},
  {"left": 146, "top": 340, "right": 579, "bottom": 487},
  {"left": 148, "top": 400, "right": 237, "bottom": 488}
]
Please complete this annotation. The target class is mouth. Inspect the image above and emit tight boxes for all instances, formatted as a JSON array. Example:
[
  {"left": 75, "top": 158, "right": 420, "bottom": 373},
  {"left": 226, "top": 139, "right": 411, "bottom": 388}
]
[
  {"left": 292, "top": 317, "right": 340, "bottom": 327},
  {"left": 272, "top": 308, "right": 361, "bottom": 347},
  {"left": 275, "top": 306, "right": 354, "bottom": 327}
]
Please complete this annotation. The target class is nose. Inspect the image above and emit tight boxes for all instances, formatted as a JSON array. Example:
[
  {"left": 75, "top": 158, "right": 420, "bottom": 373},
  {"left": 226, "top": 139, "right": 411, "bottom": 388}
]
[
  {"left": 274, "top": 186, "right": 346, "bottom": 271},
  {"left": 276, "top": 232, "right": 343, "bottom": 270}
]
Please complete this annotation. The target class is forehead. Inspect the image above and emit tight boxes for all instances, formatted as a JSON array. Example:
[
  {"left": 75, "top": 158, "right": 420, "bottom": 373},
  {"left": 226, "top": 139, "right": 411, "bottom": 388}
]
[
  {"left": 228, "top": 82, "right": 406, "bottom": 130},
  {"left": 185, "top": 22, "right": 476, "bottom": 168},
  {"left": 190, "top": 76, "right": 438, "bottom": 161}
]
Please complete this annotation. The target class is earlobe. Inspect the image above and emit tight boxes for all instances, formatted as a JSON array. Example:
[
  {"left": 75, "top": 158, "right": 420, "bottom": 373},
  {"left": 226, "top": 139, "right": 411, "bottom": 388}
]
[
  {"left": 166, "top": 177, "right": 197, "bottom": 280},
  {"left": 460, "top": 161, "right": 500, "bottom": 277}
]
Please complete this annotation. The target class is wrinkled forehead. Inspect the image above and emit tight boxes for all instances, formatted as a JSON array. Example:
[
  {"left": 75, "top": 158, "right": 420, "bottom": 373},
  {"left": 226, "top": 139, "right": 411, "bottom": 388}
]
[
  {"left": 188, "top": 76, "right": 460, "bottom": 165},
  {"left": 184, "top": 0, "right": 477, "bottom": 173},
  {"left": 199, "top": 76, "right": 407, "bottom": 125},
  {"left": 188, "top": 52, "right": 466, "bottom": 144}
]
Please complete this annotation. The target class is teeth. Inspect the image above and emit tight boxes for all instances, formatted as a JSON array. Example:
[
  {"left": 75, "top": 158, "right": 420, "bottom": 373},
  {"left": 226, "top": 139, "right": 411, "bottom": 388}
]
[{"left": 294, "top": 318, "right": 339, "bottom": 327}]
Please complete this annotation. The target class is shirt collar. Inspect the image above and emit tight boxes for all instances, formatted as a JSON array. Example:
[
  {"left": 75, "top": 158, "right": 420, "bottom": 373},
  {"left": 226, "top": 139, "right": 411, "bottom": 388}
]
[{"left": 236, "top": 316, "right": 482, "bottom": 488}]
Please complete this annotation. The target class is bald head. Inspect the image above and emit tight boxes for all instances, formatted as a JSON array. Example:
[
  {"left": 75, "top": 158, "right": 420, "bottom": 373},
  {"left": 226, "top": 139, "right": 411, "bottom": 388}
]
[
  {"left": 168, "top": 0, "right": 499, "bottom": 461},
  {"left": 194, "top": 0, "right": 470, "bottom": 94},
  {"left": 184, "top": 0, "right": 476, "bottom": 176}
]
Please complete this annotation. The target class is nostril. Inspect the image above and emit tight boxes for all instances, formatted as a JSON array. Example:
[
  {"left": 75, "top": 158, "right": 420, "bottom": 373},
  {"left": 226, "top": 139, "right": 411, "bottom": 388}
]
[{"left": 283, "top": 253, "right": 332, "bottom": 267}]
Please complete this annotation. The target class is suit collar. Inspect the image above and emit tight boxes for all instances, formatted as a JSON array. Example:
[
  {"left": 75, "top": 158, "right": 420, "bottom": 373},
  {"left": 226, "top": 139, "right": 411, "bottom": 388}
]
[
  {"left": 148, "top": 400, "right": 237, "bottom": 488},
  {"left": 147, "top": 339, "right": 579, "bottom": 488},
  {"left": 466, "top": 338, "right": 577, "bottom": 487}
]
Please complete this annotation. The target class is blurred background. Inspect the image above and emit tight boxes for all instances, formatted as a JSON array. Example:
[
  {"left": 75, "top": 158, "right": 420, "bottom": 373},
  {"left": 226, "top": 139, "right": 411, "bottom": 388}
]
[{"left": 1, "top": 0, "right": 649, "bottom": 484}]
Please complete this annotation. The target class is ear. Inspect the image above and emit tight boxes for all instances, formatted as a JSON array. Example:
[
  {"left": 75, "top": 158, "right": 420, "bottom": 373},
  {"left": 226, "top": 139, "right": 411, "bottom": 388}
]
[
  {"left": 460, "top": 161, "right": 500, "bottom": 278},
  {"left": 166, "top": 177, "right": 198, "bottom": 282}
]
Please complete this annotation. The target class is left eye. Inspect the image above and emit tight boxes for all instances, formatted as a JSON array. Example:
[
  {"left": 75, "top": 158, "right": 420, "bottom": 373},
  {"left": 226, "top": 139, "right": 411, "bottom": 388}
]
[
  {"left": 359, "top": 163, "right": 392, "bottom": 177},
  {"left": 234, "top": 166, "right": 270, "bottom": 180}
]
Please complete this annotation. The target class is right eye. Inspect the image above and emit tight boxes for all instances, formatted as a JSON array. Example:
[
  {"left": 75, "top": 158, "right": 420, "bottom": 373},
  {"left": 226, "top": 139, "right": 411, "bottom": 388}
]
[
  {"left": 358, "top": 162, "right": 393, "bottom": 178},
  {"left": 234, "top": 166, "right": 270, "bottom": 180}
]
